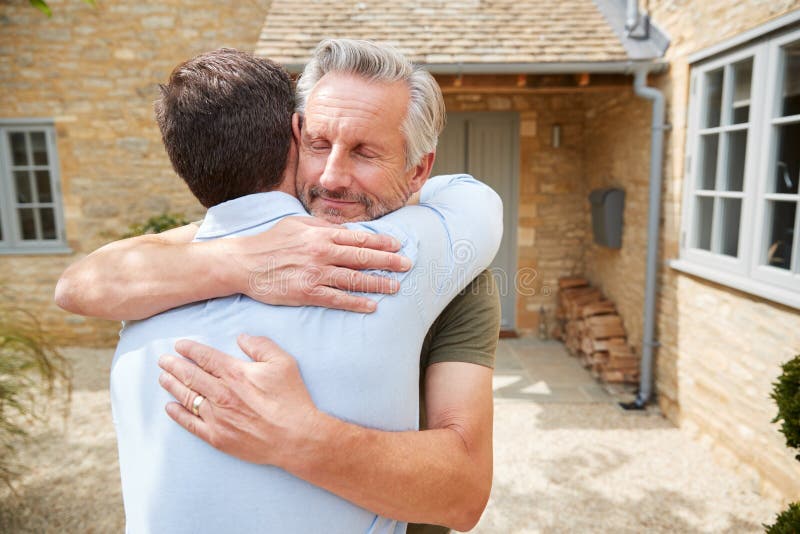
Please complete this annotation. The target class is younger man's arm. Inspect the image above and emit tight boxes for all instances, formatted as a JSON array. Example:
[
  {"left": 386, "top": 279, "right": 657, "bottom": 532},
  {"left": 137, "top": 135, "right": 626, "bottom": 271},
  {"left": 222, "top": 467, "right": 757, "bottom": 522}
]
[{"left": 54, "top": 217, "right": 408, "bottom": 320}]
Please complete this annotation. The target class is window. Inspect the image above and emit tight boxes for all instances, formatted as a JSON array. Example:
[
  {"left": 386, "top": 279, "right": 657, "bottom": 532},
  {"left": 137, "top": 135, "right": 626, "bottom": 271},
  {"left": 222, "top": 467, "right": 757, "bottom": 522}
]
[
  {"left": 0, "top": 121, "right": 69, "bottom": 254},
  {"left": 678, "top": 25, "right": 800, "bottom": 307}
]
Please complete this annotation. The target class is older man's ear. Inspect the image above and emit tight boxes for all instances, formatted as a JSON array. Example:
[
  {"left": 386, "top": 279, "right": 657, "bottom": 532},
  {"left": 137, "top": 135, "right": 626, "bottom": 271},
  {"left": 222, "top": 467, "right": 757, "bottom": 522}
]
[{"left": 407, "top": 151, "right": 436, "bottom": 196}]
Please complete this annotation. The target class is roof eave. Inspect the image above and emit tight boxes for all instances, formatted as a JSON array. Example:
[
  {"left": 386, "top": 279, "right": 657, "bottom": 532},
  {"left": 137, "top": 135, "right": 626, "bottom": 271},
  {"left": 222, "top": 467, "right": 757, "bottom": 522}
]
[{"left": 282, "top": 60, "right": 669, "bottom": 75}]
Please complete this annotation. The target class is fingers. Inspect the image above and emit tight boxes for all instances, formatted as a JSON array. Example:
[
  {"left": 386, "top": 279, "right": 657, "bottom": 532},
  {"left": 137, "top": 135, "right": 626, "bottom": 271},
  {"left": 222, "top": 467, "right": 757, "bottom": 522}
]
[
  {"left": 237, "top": 333, "right": 291, "bottom": 363},
  {"left": 329, "top": 228, "right": 401, "bottom": 252},
  {"left": 328, "top": 245, "right": 412, "bottom": 272},
  {"left": 158, "top": 354, "right": 221, "bottom": 404},
  {"left": 164, "top": 401, "right": 213, "bottom": 443},
  {"left": 174, "top": 339, "right": 239, "bottom": 380},
  {"left": 304, "top": 286, "right": 378, "bottom": 313},
  {"left": 158, "top": 367, "right": 219, "bottom": 415},
  {"left": 325, "top": 267, "right": 400, "bottom": 294}
]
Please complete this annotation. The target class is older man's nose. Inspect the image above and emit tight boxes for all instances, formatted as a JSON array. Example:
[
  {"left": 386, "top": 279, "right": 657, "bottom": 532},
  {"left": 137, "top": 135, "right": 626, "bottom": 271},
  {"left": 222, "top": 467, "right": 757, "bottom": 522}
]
[{"left": 319, "top": 148, "right": 353, "bottom": 190}]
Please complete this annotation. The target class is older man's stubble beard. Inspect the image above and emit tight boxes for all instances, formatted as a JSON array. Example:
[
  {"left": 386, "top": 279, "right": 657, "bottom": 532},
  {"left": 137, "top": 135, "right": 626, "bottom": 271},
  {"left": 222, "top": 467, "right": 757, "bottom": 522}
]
[{"left": 298, "top": 184, "right": 411, "bottom": 224}]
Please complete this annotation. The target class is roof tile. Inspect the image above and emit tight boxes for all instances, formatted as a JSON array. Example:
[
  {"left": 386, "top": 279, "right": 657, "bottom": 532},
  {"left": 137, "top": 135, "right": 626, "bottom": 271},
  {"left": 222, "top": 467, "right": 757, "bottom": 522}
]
[{"left": 256, "top": 0, "right": 630, "bottom": 67}]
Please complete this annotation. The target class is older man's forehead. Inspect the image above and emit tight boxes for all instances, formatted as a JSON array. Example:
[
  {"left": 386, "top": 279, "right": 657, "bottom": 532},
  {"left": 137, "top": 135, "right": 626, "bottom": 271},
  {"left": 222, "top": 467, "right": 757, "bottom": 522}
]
[{"left": 308, "top": 72, "right": 408, "bottom": 112}]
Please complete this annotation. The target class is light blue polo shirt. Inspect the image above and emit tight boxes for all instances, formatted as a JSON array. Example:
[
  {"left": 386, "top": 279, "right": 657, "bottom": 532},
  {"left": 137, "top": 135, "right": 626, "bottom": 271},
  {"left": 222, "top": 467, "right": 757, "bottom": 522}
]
[{"left": 110, "top": 174, "right": 503, "bottom": 534}]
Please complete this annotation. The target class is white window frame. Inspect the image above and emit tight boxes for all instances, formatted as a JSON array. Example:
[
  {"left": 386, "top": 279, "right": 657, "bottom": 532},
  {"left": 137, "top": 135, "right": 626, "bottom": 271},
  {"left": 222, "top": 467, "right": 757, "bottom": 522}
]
[
  {"left": 675, "top": 24, "right": 800, "bottom": 309},
  {"left": 750, "top": 29, "right": 800, "bottom": 293},
  {"left": 0, "top": 120, "right": 70, "bottom": 255}
]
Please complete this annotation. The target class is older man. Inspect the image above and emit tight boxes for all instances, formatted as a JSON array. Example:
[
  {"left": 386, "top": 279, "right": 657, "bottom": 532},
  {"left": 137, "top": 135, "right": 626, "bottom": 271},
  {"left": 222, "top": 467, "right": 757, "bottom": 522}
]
[{"left": 57, "top": 40, "right": 500, "bottom": 533}]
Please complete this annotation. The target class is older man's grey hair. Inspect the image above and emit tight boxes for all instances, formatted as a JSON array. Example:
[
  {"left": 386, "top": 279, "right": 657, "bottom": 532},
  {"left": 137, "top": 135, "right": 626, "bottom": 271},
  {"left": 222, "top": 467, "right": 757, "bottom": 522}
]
[{"left": 295, "top": 38, "right": 446, "bottom": 170}]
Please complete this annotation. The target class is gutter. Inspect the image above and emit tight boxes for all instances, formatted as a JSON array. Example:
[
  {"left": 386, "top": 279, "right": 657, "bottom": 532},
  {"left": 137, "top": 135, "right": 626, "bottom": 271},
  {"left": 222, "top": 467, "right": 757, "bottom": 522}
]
[
  {"left": 282, "top": 60, "right": 668, "bottom": 76},
  {"left": 622, "top": 63, "right": 667, "bottom": 410}
]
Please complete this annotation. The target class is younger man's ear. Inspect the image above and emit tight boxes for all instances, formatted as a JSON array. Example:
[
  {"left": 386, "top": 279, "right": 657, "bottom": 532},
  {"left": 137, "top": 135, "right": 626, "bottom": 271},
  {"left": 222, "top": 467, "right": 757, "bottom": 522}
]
[{"left": 292, "top": 113, "right": 302, "bottom": 143}]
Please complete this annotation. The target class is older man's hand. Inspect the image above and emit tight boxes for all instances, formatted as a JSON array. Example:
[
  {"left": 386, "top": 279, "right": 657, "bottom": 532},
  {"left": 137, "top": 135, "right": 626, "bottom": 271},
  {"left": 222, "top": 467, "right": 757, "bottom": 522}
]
[{"left": 158, "top": 335, "right": 320, "bottom": 466}]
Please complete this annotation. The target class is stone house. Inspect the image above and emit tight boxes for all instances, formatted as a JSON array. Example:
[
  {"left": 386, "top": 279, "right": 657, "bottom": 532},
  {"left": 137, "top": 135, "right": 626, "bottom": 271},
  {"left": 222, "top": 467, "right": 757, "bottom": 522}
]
[{"left": 2, "top": 0, "right": 799, "bottom": 504}]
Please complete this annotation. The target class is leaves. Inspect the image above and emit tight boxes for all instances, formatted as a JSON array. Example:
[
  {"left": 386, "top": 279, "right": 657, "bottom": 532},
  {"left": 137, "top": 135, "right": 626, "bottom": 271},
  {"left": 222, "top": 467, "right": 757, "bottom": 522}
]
[
  {"left": 29, "top": 0, "right": 52, "bottom": 17},
  {"left": 764, "top": 502, "right": 800, "bottom": 533},
  {"left": 122, "top": 213, "right": 191, "bottom": 238},
  {"left": 771, "top": 354, "right": 800, "bottom": 460},
  {"left": 29, "top": 0, "right": 97, "bottom": 17}
]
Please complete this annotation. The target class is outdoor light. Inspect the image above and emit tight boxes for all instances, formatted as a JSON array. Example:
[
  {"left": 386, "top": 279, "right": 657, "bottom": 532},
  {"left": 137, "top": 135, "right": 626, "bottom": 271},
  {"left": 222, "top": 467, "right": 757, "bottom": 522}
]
[{"left": 552, "top": 124, "right": 561, "bottom": 148}]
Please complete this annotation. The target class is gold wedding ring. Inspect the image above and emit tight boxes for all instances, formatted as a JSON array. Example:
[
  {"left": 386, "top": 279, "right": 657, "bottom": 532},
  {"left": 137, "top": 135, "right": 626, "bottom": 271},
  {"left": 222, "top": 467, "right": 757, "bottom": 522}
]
[{"left": 191, "top": 394, "right": 205, "bottom": 417}]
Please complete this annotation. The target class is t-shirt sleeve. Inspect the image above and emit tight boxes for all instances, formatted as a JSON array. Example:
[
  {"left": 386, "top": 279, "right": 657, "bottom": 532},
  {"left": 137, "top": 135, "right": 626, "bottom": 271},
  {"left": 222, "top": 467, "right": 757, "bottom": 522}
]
[{"left": 422, "top": 270, "right": 501, "bottom": 369}]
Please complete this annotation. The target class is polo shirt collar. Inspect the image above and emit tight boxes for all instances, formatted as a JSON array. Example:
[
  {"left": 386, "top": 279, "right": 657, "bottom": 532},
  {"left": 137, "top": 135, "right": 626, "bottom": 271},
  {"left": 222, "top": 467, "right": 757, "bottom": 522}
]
[{"left": 195, "top": 191, "right": 309, "bottom": 239}]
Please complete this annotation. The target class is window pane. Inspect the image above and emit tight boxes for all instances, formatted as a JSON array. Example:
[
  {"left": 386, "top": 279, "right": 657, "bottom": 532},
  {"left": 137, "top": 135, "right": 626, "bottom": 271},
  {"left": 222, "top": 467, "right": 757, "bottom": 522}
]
[
  {"left": 730, "top": 58, "right": 753, "bottom": 124},
  {"left": 14, "top": 170, "right": 32, "bottom": 204},
  {"left": 10, "top": 132, "right": 27, "bottom": 166},
  {"left": 698, "top": 134, "right": 719, "bottom": 190},
  {"left": 723, "top": 130, "right": 747, "bottom": 191},
  {"left": 694, "top": 196, "right": 714, "bottom": 250},
  {"left": 30, "top": 132, "right": 48, "bottom": 165},
  {"left": 764, "top": 201, "right": 796, "bottom": 270},
  {"left": 40, "top": 208, "right": 56, "bottom": 240},
  {"left": 18, "top": 208, "right": 37, "bottom": 240},
  {"left": 774, "top": 122, "right": 800, "bottom": 195},
  {"left": 35, "top": 170, "right": 52, "bottom": 203},
  {"left": 781, "top": 42, "right": 800, "bottom": 117},
  {"left": 703, "top": 68, "right": 724, "bottom": 128},
  {"left": 719, "top": 198, "right": 742, "bottom": 257}
]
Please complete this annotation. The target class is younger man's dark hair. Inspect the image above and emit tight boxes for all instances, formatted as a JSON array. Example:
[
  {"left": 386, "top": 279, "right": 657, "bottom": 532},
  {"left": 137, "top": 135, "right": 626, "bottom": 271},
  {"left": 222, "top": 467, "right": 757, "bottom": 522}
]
[{"left": 155, "top": 48, "right": 294, "bottom": 208}]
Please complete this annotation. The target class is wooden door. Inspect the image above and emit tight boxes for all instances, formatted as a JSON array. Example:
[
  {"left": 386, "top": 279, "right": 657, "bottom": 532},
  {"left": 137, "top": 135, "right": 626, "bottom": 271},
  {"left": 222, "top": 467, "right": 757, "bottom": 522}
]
[{"left": 431, "top": 112, "right": 519, "bottom": 330}]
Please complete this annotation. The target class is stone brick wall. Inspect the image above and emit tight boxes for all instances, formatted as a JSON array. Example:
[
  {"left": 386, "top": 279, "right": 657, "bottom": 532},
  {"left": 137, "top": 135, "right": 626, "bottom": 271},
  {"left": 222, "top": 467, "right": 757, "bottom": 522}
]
[
  {"left": 440, "top": 90, "right": 592, "bottom": 335},
  {"left": 1, "top": 0, "right": 271, "bottom": 345},
  {"left": 582, "top": 0, "right": 800, "bottom": 502},
  {"left": 582, "top": 91, "right": 650, "bottom": 352}
]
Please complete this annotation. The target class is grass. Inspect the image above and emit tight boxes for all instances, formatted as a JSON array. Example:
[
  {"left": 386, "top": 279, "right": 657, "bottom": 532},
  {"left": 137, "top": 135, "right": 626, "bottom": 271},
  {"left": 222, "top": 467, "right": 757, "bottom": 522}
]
[{"left": 0, "top": 289, "right": 71, "bottom": 489}]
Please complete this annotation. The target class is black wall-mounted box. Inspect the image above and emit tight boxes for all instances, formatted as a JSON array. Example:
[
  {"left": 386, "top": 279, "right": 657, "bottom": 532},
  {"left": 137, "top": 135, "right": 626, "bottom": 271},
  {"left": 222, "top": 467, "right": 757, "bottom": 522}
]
[{"left": 588, "top": 188, "right": 625, "bottom": 249}]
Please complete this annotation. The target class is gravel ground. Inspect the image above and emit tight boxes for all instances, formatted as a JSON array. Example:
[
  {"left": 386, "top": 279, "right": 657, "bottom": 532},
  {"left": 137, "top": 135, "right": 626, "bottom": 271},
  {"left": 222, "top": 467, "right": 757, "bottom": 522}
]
[
  {"left": 0, "top": 345, "right": 785, "bottom": 533},
  {"left": 470, "top": 401, "right": 781, "bottom": 533}
]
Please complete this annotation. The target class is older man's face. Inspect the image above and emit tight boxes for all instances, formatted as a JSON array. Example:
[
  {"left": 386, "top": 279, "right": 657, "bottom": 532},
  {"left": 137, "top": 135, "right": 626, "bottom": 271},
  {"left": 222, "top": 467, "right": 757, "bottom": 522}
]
[{"left": 294, "top": 72, "right": 427, "bottom": 223}]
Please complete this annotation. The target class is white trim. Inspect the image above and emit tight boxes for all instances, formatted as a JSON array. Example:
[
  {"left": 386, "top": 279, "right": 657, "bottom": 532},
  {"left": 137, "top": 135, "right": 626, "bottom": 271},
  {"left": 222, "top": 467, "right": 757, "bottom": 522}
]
[
  {"left": 681, "top": 44, "right": 761, "bottom": 275},
  {"left": 0, "top": 246, "right": 72, "bottom": 255},
  {"left": 0, "top": 121, "right": 69, "bottom": 254},
  {"left": 669, "top": 258, "right": 800, "bottom": 310},
  {"left": 0, "top": 118, "right": 54, "bottom": 126},
  {"left": 688, "top": 9, "right": 800, "bottom": 64},
  {"left": 750, "top": 28, "right": 800, "bottom": 291},
  {"left": 680, "top": 27, "right": 800, "bottom": 300}
]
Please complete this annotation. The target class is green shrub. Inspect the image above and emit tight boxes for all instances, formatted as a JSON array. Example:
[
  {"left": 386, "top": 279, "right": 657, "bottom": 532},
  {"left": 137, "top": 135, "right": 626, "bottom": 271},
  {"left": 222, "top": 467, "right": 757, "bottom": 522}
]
[
  {"left": 122, "top": 213, "right": 190, "bottom": 238},
  {"left": 771, "top": 355, "right": 800, "bottom": 461},
  {"left": 766, "top": 355, "right": 800, "bottom": 534},
  {"left": 0, "top": 292, "right": 71, "bottom": 488},
  {"left": 764, "top": 502, "right": 800, "bottom": 533}
]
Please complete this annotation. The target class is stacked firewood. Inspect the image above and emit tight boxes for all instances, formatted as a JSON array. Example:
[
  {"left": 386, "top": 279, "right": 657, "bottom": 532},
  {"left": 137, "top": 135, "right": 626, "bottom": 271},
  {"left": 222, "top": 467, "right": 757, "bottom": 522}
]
[{"left": 553, "top": 277, "right": 639, "bottom": 384}]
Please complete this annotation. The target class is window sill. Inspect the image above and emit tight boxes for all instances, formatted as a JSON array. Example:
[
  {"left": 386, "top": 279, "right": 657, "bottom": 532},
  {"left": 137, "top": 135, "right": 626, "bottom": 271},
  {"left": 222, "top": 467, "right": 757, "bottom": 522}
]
[
  {"left": 0, "top": 246, "right": 73, "bottom": 256},
  {"left": 668, "top": 258, "right": 800, "bottom": 311}
]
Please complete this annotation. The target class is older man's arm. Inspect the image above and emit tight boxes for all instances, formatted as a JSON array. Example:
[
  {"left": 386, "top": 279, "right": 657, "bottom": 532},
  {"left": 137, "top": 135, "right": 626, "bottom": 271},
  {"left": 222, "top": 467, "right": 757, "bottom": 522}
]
[
  {"left": 159, "top": 336, "right": 492, "bottom": 531},
  {"left": 300, "top": 362, "right": 493, "bottom": 531},
  {"left": 55, "top": 217, "right": 408, "bottom": 320}
]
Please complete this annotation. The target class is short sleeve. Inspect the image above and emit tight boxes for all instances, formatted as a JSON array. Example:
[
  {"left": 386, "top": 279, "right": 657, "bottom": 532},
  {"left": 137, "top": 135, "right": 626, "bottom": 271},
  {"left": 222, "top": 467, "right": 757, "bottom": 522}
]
[{"left": 421, "top": 270, "right": 501, "bottom": 369}]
